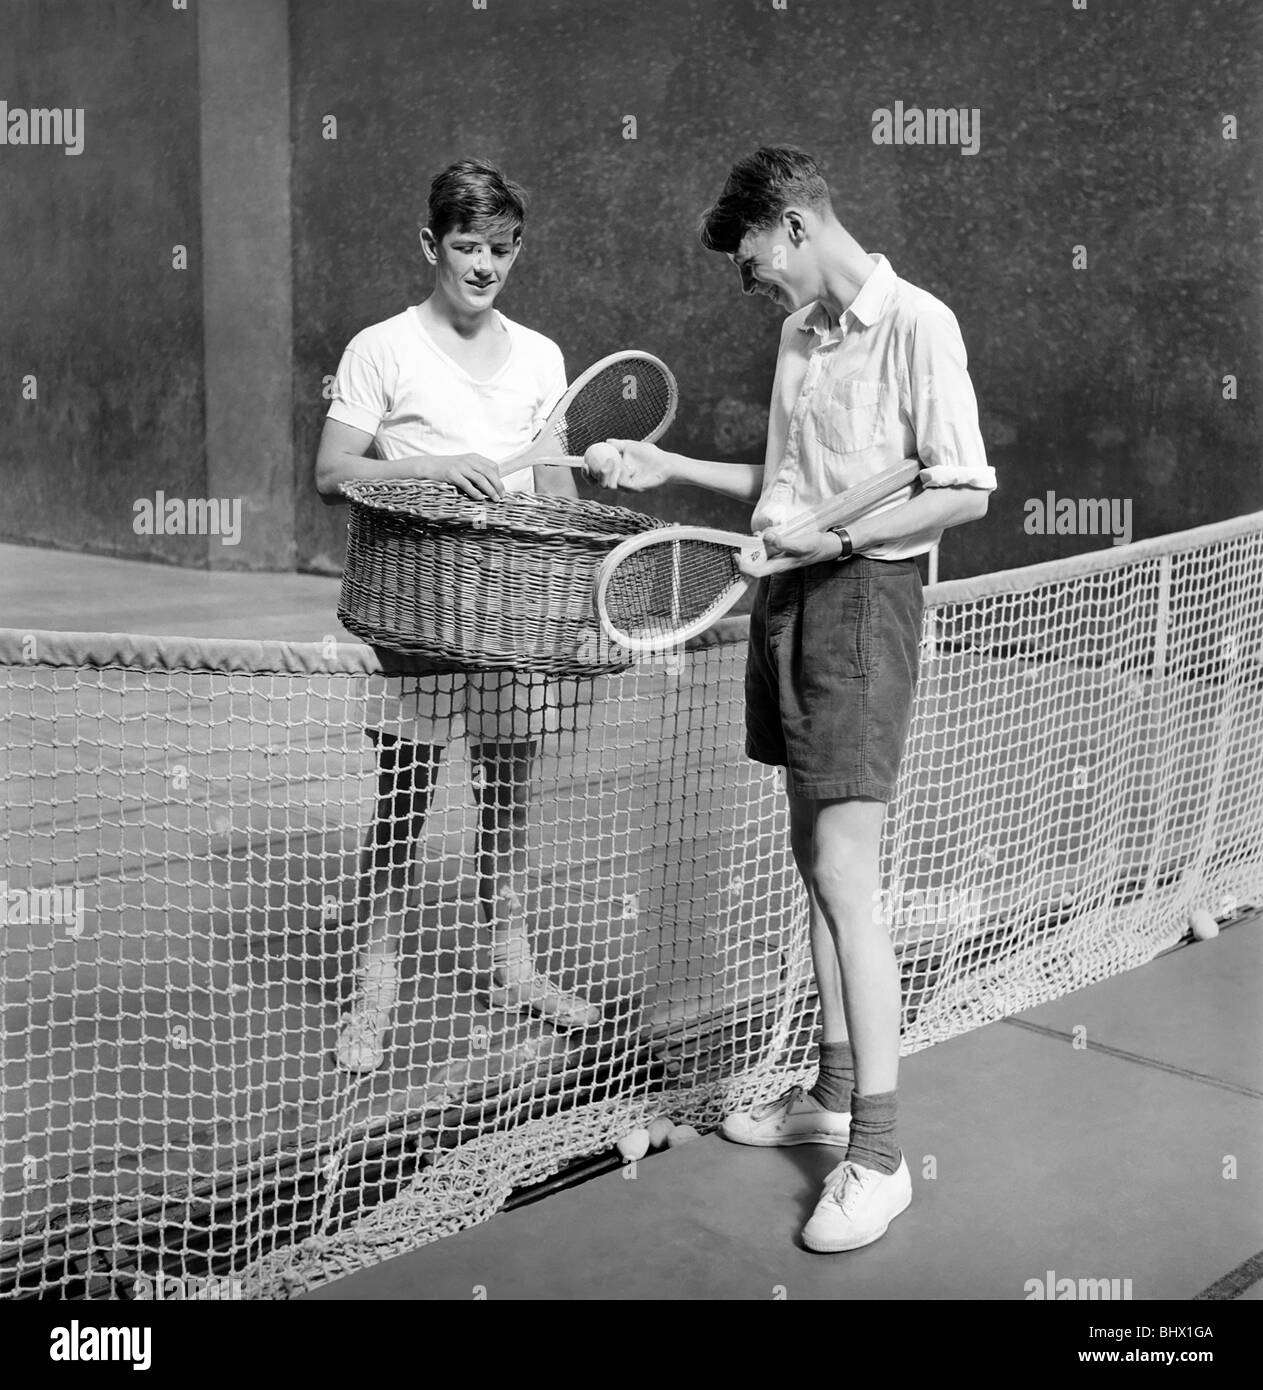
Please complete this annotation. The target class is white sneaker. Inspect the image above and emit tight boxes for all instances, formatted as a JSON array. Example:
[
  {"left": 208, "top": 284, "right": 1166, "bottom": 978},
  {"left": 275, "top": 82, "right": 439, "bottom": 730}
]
[
  {"left": 336, "top": 1011, "right": 388, "bottom": 1072},
  {"left": 487, "top": 970, "right": 602, "bottom": 1031},
  {"left": 802, "top": 1154, "right": 912, "bottom": 1252},
  {"left": 720, "top": 1085, "right": 851, "bottom": 1148},
  {"left": 334, "top": 955, "right": 398, "bottom": 1073}
]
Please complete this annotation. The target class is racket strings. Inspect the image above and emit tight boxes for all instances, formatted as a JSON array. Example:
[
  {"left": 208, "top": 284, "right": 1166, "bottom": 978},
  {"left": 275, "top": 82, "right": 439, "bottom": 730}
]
[
  {"left": 557, "top": 359, "right": 673, "bottom": 455},
  {"left": 602, "top": 536, "right": 744, "bottom": 642}
]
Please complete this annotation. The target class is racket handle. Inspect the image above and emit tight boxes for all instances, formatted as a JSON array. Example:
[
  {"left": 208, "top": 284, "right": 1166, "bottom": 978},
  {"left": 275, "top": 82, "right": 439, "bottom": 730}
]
[
  {"left": 498, "top": 455, "right": 586, "bottom": 477},
  {"left": 742, "top": 458, "right": 924, "bottom": 577},
  {"left": 742, "top": 549, "right": 800, "bottom": 578},
  {"left": 775, "top": 458, "right": 922, "bottom": 541}
]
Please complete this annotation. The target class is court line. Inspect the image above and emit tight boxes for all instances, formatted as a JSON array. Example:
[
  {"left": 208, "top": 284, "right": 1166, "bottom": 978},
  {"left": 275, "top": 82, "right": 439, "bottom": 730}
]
[
  {"left": 998, "top": 1017, "right": 1263, "bottom": 1102},
  {"left": 1193, "top": 1249, "right": 1263, "bottom": 1300}
]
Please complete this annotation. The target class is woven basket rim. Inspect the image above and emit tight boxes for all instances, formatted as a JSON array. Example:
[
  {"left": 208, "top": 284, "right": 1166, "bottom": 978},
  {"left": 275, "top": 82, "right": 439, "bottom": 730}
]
[{"left": 340, "top": 478, "right": 663, "bottom": 545}]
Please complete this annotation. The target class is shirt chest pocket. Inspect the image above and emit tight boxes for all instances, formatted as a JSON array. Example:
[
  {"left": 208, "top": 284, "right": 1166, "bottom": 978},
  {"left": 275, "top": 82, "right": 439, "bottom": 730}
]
[{"left": 813, "top": 376, "right": 887, "bottom": 455}]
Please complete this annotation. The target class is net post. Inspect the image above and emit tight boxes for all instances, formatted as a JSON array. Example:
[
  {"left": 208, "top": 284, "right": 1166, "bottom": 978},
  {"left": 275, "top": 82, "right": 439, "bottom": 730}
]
[
  {"left": 921, "top": 544, "right": 941, "bottom": 661},
  {"left": 1152, "top": 553, "right": 1171, "bottom": 682}
]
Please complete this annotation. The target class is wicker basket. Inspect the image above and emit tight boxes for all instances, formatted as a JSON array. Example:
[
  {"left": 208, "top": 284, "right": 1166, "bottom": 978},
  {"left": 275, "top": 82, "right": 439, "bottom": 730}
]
[{"left": 337, "top": 480, "right": 664, "bottom": 674}]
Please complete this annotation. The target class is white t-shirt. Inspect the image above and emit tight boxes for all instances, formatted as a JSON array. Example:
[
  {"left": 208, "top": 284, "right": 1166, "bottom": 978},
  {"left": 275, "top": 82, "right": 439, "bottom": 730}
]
[
  {"left": 328, "top": 306, "right": 568, "bottom": 743},
  {"left": 328, "top": 305, "right": 567, "bottom": 494}
]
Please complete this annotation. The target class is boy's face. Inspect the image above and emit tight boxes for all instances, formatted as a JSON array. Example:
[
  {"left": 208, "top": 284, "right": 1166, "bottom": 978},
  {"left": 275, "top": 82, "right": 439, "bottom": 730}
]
[
  {"left": 425, "top": 220, "right": 522, "bottom": 311},
  {"left": 730, "top": 213, "right": 817, "bottom": 313}
]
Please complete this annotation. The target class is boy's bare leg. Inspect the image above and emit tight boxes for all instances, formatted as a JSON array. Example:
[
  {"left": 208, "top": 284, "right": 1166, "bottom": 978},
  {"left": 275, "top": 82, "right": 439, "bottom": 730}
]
[
  {"left": 719, "top": 792, "right": 855, "bottom": 1147},
  {"left": 800, "top": 797, "right": 910, "bottom": 1253},
  {"left": 809, "top": 798, "right": 899, "bottom": 1098},
  {"left": 788, "top": 794, "right": 858, "bottom": 1119},
  {"left": 475, "top": 739, "right": 600, "bottom": 1030},
  {"left": 787, "top": 795, "right": 848, "bottom": 1044},
  {"left": 336, "top": 741, "right": 443, "bottom": 1072}
]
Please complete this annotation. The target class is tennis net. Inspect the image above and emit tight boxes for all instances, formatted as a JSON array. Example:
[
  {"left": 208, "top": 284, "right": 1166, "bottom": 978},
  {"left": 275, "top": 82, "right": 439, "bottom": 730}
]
[{"left": 1, "top": 511, "right": 1261, "bottom": 1298}]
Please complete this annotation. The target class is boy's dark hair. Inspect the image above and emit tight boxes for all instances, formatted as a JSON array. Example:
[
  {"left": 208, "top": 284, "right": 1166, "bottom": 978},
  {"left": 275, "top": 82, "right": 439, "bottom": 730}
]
[
  {"left": 698, "top": 146, "right": 832, "bottom": 254},
  {"left": 425, "top": 158, "right": 528, "bottom": 242}
]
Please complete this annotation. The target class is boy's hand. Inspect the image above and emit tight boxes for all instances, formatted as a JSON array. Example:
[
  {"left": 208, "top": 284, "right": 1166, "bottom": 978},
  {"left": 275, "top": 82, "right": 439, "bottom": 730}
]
[
  {"left": 416, "top": 454, "right": 505, "bottom": 501},
  {"left": 748, "top": 523, "right": 845, "bottom": 574},
  {"left": 587, "top": 440, "right": 676, "bottom": 491}
]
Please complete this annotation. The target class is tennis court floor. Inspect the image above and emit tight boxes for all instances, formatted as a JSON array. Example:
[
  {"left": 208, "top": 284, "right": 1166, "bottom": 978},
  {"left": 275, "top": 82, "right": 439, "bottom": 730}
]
[{"left": 303, "top": 912, "right": 1263, "bottom": 1301}]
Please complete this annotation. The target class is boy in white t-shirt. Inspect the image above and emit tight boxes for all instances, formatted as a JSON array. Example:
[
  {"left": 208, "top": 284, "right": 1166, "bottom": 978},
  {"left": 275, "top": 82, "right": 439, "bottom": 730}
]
[{"left": 316, "top": 158, "right": 601, "bottom": 1071}]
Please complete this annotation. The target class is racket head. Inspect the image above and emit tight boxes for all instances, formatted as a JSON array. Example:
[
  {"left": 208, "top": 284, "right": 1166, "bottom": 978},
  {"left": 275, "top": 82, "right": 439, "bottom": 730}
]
[
  {"left": 595, "top": 525, "right": 754, "bottom": 652},
  {"left": 542, "top": 351, "right": 678, "bottom": 459}
]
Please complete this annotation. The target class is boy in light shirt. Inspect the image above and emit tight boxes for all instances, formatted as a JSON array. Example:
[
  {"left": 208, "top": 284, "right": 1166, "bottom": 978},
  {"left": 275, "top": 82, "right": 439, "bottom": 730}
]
[
  {"left": 316, "top": 158, "right": 601, "bottom": 1071},
  {"left": 590, "top": 147, "right": 994, "bottom": 1250}
]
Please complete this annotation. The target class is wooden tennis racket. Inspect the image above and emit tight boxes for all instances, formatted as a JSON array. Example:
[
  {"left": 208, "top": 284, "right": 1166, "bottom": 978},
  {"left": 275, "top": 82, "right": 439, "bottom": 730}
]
[
  {"left": 595, "top": 458, "right": 923, "bottom": 651},
  {"left": 499, "top": 351, "right": 678, "bottom": 477}
]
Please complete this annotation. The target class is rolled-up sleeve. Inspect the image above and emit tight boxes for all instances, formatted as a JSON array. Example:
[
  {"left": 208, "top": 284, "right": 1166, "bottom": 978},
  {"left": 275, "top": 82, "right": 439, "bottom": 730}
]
[{"left": 905, "top": 308, "right": 996, "bottom": 491}]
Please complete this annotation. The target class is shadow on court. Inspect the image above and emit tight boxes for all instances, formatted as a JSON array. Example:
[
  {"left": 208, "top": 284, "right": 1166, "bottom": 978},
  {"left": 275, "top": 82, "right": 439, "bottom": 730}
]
[{"left": 302, "top": 913, "right": 1263, "bottom": 1301}]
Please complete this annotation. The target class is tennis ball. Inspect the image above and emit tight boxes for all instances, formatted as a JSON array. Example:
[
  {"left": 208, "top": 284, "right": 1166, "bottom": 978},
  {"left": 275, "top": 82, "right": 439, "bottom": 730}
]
[
  {"left": 616, "top": 1127, "right": 651, "bottom": 1161},
  {"left": 1190, "top": 908, "right": 1220, "bottom": 941},
  {"left": 584, "top": 442, "right": 620, "bottom": 474},
  {"left": 666, "top": 1124, "right": 700, "bottom": 1148},
  {"left": 647, "top": 1117, "right": 674, "bottom": 1150}
]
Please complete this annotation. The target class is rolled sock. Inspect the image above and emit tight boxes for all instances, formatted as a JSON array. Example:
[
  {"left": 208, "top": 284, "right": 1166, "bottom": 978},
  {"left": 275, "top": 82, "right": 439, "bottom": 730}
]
[
  {"left": 845, "top": 1089, "right": 900, "bottom": 1175},
  {"left": 490, "top": 926, "right": 533, "bottom": 979},
  {"left": 356, "top": 954, "right": 399, "bottom": 1021},
  {"left": 808, "top": 1040, "right": 855, "bottom": 1112}
]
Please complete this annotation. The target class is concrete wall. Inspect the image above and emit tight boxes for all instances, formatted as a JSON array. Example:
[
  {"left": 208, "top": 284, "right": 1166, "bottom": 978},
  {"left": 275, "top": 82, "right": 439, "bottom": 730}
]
[
  {"left": 0, "top": 0, "right": 293, "bottom": 571},
  {"left": 0, "top": 0, "right": 206, "bottom": 566},
  {"left": 291, "top": 0, "right": 1262, "bottom": 579},
  {"left": 2, "top": 0, "right": 1259, "bottom": 578}
]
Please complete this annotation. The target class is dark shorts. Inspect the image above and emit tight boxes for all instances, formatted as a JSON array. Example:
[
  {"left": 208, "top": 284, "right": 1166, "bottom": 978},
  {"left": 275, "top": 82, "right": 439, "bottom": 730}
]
[{"left": 745, "top": 556, "right": 923, "bottom": 802}]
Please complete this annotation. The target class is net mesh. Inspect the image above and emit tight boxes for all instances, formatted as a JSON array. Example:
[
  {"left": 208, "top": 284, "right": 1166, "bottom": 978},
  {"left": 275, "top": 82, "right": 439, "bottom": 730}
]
[
  {"left": 2, "top": 512, "right": 1261, "bottom": 1300},
  {"left": 551, "top": 356, "right": 675, "bottom": 457}
]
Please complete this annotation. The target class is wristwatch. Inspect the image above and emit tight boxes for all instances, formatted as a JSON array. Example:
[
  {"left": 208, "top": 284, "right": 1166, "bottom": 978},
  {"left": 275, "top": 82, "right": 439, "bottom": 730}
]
[{"left": 829, "top": 527, "right": 854, "bottom": 561}]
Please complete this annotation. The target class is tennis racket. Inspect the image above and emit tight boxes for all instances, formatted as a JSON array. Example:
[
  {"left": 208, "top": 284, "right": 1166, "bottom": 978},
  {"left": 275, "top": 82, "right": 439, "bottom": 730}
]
[
  {"left": 499, "top": 350, "right": 678, "bottom": 477},
  {"left": 595, "top": 457, "right": 923, "bottom": 651}
]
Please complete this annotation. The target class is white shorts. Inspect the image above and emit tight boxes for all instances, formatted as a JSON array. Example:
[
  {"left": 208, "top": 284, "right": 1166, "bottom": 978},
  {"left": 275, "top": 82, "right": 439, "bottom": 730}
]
[{"left": 367, "top": 671, "right": 570, "bottom": 745}]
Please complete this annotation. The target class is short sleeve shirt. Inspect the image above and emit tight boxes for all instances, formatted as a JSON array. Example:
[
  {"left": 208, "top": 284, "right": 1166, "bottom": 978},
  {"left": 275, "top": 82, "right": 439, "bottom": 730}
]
[{"left": 327, "top": 306, "right": 567, "bottom": 494}]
